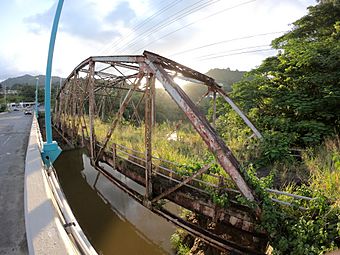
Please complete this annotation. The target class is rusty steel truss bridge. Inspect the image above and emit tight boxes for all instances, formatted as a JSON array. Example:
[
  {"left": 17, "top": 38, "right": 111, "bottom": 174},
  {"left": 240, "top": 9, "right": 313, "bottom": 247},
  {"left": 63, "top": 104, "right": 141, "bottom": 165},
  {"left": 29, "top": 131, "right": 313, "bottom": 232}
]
[{"left": 52, "top": 51, "right": 312, "bottom": 254}]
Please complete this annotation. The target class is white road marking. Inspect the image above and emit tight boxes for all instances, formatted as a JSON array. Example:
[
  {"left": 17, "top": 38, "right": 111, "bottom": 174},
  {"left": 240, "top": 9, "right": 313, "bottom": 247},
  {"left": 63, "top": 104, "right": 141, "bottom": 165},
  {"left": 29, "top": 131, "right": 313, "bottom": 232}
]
[{"left": 3, "top": 136, "right": 11, "bottom": 145}]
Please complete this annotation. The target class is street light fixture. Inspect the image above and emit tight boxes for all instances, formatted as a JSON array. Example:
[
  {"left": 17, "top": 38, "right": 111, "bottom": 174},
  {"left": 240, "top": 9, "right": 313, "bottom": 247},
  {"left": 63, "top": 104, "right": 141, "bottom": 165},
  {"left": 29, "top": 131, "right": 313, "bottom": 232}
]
[{"left": 41, "top": 0, "right": 63, "bottom": 167}]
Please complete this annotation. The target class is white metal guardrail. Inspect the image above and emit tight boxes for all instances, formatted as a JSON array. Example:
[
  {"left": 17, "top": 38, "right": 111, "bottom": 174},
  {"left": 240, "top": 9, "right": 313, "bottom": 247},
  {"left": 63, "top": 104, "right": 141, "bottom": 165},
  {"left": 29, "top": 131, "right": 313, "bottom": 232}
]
[{"left": 26, "top": 114, "right": 98, "bottom": 255}]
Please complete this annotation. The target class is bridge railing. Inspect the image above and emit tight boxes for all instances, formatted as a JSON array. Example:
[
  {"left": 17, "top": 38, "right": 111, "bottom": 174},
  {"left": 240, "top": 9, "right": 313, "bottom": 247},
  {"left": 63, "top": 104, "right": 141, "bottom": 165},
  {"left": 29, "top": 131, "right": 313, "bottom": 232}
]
[
  {"left": 98, "top": 140, "right": 313, "bottom": 209},
  {"left": 34, "top": 116, "right": 98, "bottom": 255}
]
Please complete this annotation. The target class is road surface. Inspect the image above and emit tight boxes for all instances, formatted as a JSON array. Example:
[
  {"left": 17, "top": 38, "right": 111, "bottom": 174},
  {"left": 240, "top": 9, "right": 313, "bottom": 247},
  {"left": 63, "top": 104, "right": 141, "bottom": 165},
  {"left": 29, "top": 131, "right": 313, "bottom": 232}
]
[{"left": 0, "top": 111, "right": 31, "bottom": 254}]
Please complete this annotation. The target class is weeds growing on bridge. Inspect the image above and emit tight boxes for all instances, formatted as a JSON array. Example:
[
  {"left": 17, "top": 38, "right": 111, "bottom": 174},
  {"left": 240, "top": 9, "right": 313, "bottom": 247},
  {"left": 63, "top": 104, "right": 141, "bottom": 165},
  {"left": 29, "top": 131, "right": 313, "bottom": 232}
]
[{"left": 245, "top": 137, "right": 340, "bottom": 254}]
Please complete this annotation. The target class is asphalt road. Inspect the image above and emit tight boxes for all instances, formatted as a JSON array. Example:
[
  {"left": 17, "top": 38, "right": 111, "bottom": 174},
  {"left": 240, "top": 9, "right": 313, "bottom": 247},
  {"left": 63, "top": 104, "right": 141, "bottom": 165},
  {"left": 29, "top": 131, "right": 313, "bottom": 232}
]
[{"left": 0, "top": 111, "right": 31, "bottom": 254}]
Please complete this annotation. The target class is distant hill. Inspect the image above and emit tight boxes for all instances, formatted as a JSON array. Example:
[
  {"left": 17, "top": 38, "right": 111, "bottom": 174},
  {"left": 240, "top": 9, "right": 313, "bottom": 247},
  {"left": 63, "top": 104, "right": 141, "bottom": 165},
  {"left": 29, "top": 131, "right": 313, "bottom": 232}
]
[
  {"left": 1, "top": 74, "right": 64, "bottom": 88},
  {"left": 206, "top": 68, "right": 245, "bottom": 92},
  {"left": 156, "top": 68, "right": 246, "bottom": 120},
  {"left": 183, "top": 68, "right": 245, "bottom": 99}
]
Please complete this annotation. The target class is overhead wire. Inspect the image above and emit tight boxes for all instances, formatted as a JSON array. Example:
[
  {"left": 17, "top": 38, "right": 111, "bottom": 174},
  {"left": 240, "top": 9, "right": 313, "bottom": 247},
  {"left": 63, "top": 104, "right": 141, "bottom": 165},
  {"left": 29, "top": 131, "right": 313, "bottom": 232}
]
[
  {"left": 100, "top": 0, "right": 183, "bottom": 55},
  {"left": 195, "top": 44, "right": 270, "bottom": 59},
  {"left": 169, "top": 31, "right": 287, "bottom": 57},
  {"left": 98, "top": 0, "right": 280, "bottom": 68},
  {"left": 116, "top": 0, "right": 222, "bottom": 54},
  {"left": 198, "top": 48, "right": 276, "bottom": 61},
  {"left": 131, "top": 0, "right": 257, "bottom": 54}
]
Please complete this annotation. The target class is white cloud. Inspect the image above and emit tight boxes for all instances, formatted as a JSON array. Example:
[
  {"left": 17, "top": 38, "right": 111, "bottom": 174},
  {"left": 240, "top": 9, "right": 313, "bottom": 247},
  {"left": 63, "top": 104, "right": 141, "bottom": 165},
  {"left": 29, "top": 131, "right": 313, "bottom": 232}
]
[{"left": 0, "top": 0, "right": 316, "bottom": 80}]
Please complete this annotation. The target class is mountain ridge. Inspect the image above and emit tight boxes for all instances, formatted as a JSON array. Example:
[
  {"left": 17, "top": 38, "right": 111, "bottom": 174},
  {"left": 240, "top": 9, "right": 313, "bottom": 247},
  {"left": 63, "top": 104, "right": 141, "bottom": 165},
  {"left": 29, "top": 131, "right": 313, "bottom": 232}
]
[{"left": 1, "top": 74, "right": 64, "bottom": 88}]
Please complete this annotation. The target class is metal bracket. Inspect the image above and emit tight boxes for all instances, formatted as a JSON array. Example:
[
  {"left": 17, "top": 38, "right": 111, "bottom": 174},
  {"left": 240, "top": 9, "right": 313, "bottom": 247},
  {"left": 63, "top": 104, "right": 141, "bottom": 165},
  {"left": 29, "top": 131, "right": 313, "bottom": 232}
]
[
  {"left": 63, "top": 222, "right": 76, "bottom": 234},
  {"left": 41, "top": 141, "right": 62, "bottom": 167}
]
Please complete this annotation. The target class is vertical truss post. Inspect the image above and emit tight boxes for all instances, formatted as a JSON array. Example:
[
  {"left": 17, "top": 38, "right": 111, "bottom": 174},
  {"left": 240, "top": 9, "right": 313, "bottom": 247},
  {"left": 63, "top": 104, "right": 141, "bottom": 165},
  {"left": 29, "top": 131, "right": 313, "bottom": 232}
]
[
  {"left": 53, "top": 97, "right": 58, "bottom": 124},
  {"left": 151, "top": 75, "right": 156, "bottom": 127},
  {"left": 212, "top": 90, "right": 217, "bottom": 129},
  {"left": 88, "top": 61, "right": 96, "bottom": 163},
  {"left": 62, "top": 84, "right": 69, "bottom": 131},
  {"left": 144, "top": 74, "right": 154, "bottom": 202},
  {"left": 71, "top": 72, "right": 78, "bottom": 144},
  {"left": 58, "top": 89, "right": 64, "bottom": 129}
]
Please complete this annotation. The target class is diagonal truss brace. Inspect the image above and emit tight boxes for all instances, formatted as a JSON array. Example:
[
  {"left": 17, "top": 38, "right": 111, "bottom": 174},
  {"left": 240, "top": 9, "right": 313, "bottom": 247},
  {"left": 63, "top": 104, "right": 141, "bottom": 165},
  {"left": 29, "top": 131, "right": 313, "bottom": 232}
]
[
  {"left": 152, "top": 164, "right": 212, "bottom": 203},
  {"left": 95, "top": 76, "right": 143, "bottom": 163},
  {"left": 145, "top": 57, "right": 256, "bottom": 203}
]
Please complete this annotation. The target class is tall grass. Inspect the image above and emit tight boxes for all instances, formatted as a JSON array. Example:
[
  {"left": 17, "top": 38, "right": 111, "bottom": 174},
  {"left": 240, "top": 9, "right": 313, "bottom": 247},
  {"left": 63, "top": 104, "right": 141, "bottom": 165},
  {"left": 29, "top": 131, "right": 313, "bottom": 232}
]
[
  {"left": 303, "top": 136, "right": 340, "bottom": 204},
  {"left": 61, "top": 114, "right": 340, "bottom": 203}
]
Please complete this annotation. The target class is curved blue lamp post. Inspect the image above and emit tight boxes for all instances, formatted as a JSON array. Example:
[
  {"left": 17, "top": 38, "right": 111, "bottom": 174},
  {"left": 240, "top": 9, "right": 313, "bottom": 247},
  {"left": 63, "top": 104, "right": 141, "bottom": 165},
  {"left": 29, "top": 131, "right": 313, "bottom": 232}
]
[{"left": 41, "top": 0, "right": 63, "bottom": 166}]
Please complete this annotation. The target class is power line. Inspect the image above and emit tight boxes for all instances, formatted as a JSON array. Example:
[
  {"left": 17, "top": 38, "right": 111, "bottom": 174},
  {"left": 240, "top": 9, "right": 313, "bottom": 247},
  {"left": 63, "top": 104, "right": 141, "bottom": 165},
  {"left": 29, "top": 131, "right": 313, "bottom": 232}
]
[
  {"left": 169, "top": 31, "right": 287, "bottom": 57},
  {"left": 100, "top": 0, "right": 183, "bottom": 55},
  {"left": 198, "top": 48, "right": 276, "bottom": 61},
  {"left": 132, "top": 0, "right": 257, "bottom": 54},
  {"left": 195, "top": 44, "right": 270, "bottom": 59},
  {"left": 117, "top": 0, "right": 222, "bottom": 54}
]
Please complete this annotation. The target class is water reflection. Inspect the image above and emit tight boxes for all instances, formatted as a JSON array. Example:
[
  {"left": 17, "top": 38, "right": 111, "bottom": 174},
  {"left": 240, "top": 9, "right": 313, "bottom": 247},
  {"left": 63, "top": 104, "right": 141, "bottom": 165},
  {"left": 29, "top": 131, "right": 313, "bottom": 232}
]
[{"left": 54, "top": 149, "right": 175, "bottom": 255}]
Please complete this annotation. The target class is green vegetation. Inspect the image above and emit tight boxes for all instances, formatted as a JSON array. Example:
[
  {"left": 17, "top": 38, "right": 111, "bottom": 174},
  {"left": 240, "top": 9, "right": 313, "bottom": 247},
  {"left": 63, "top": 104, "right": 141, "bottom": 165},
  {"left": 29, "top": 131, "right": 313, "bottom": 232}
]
[
  {"left": 170, "top": 229, "right": 191, "bottom": 255},
  {"left": 230, "top": 1, "right": 340, "bottom": 148},
  {"left": 60, "top": 2, "right": 339, "bottom": 254},
  {"left": 215, "top": 1, "right": 340, "bottom": 254}
]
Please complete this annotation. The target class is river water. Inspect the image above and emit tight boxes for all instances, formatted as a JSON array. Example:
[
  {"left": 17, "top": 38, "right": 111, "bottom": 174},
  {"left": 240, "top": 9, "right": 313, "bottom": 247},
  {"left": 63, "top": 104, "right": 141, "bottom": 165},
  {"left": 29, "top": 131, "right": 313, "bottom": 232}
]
[{"left": 54, "top": 149, "right": 176, "bottom": 255}]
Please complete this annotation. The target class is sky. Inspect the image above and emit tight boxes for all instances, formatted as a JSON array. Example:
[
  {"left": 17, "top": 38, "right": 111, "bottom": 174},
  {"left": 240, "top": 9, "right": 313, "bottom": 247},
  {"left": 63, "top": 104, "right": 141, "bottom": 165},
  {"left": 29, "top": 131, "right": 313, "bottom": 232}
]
[{"left": 0, "top": 0, "right": 316, "bottom": 81}]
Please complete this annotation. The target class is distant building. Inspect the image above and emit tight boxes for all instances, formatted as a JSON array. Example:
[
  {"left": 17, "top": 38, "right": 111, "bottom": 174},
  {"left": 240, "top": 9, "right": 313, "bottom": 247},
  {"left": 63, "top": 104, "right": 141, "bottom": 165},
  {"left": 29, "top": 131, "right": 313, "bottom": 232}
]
[{"left": 20, "top": 102, "right": 36, "bottom": 108}]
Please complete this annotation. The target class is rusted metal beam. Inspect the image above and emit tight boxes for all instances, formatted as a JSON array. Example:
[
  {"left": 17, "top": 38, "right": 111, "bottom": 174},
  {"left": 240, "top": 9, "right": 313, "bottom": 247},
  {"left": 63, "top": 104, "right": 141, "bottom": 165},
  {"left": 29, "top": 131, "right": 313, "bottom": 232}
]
[
  {"left": 88, "top": 61, "right": 96, "bottom": 161},
  {"left": 144, "top": 74, "right": 154, "bottom": 201},
  {"left": 79, "top": 69, "right": 119, "bottom": 78},
  {"left": 113, "top": 62, "right": 140, "bottom": 71},
  {"left": 92, "top": 55, "right": 145, "bottom": 64},
  {"left": 143, "top": 51, "right": 217, "bottom": 87},
  {"left": 212, "top": 90, "right": 217, "bottom": 128},
  {"left": 144, "top": 57, "right": 257, "bottom": 204},
  {"left": 58, "top": 55, "right": 145, "bottom": 98},
  {"left": 71, "top": 72, "right": 78, "bottom": 144},
  {"left": 151, "top": 74, "right": 156, "bottom": 126},
  {"left": 216, "top": 88, "right": 262, "bottom": 139},
  {"left": 152, "top": 164, "right": 211, "bottom": 203}
]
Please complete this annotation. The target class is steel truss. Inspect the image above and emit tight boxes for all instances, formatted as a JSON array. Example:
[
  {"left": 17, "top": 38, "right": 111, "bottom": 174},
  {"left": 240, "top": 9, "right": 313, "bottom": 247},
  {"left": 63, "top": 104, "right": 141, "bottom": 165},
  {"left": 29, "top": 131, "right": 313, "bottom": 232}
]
[{"left": 54, "top": 51, "right": 267, "bottom": 253}]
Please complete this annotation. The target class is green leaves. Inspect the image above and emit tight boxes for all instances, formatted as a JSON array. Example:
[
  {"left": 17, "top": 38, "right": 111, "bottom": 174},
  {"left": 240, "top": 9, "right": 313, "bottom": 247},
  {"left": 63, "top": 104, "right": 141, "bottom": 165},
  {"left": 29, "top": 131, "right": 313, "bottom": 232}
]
[{"left": 227, "top": 1, "right": 340, "bottom": 148}]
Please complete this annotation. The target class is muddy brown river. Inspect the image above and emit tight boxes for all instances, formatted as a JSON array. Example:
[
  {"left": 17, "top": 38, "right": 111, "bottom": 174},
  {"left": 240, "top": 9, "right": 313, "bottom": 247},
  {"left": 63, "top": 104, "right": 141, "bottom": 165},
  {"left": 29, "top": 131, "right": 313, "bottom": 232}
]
[{"left": 54, "top": 149, "right": 176, "bottom": 255}]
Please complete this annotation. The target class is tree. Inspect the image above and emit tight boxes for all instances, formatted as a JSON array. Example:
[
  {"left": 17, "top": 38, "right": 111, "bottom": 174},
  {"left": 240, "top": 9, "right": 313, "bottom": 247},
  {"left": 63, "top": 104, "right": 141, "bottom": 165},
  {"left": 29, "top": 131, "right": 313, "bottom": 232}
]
[{"left": 228, "top": 1, "right": 340, "bottom": 147}]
